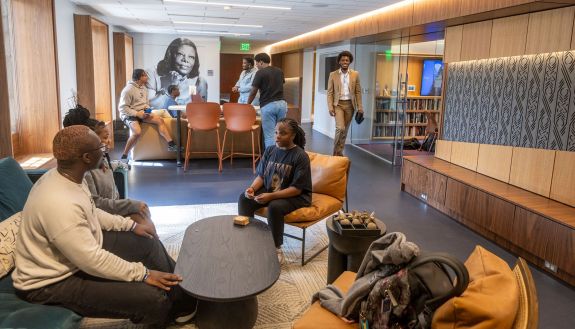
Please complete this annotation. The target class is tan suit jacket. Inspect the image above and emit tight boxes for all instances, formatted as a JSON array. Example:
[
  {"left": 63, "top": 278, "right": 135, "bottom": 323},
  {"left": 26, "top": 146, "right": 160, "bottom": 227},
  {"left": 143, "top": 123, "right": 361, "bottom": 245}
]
[{"left": 327, "top": 69, "right": 363, "bottom": 113}]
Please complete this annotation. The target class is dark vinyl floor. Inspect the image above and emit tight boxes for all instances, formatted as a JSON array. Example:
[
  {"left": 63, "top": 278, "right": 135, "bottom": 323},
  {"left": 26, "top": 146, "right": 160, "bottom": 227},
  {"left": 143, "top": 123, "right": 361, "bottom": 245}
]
[{"left": 113, "top": 124, "right": 575, "bottom": 329}]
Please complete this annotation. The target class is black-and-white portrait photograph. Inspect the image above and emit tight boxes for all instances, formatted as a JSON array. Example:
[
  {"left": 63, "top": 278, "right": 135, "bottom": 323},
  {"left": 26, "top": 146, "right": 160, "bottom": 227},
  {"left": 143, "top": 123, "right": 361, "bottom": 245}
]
[{"left": 133, "top": 34, "right": 219, "bottom": 108}]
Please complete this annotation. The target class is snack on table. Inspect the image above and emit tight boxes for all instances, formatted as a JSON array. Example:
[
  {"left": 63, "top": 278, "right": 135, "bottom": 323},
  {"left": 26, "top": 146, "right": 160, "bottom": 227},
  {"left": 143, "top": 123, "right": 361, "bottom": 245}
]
[
  {"left": 233, "top": 216, "right": 250, "bottom": 226},
  {"left": 333, "top": 210, "right": 378, "bottom": 229}
]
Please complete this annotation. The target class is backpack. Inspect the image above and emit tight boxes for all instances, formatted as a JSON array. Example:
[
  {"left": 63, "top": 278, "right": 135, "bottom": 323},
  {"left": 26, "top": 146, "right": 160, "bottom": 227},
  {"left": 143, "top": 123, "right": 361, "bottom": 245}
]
[{"left": 359, "top": 253, "right": 469, "bottom": 329}]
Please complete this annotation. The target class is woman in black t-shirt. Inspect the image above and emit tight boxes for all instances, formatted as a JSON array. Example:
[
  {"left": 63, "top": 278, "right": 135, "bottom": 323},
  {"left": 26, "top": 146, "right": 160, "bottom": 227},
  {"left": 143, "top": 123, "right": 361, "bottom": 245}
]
[{"left": 238, "top": 118, "right": 312, "bottom": 263}]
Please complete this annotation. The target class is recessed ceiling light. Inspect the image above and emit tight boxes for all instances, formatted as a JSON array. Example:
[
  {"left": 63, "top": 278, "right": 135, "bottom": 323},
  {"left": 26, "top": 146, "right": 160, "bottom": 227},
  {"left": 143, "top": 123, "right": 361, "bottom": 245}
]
[
  {"left": 223, "top": 6, "right": 231, "bottom": 10},
  {"left": 165, "top": 0, "right": 291, "bottom": 10},
  {"left": 311, "top": 4, "right": 329, "bottom": 7},
  {"left": 174, "top": 21, "right": 262, "bottom": 28},
  {"left": 177, "top": 29, "right": 251, "bottom": 36}
]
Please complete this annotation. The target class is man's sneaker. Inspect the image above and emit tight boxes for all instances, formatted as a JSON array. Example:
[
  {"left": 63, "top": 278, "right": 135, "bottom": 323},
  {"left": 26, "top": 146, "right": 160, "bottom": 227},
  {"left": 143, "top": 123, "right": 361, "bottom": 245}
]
[
  {"left": 276, "top": 248, "right": 285, "bottom": 265},
  {"left": 167, "top": 144, "right": 178, "bottom": 152},
  {"left": 174, "top": 301, "right": 197, "bottom": 324}
]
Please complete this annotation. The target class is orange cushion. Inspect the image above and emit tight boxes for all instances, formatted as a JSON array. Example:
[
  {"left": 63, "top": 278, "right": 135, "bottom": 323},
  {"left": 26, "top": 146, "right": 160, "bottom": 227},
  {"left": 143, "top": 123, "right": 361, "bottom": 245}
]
[
  {"left": 293, "top": 271, "right": 358, "bottom": 329},
  {"left": 256, "top": 193, "right": 343, "bottom": 223},
  {"left": 432, "top": 246, "right": 519, "bottom": 329},
  {"left": 285, "top": 193, "right": 343, "bottom": 223},
  {"left": 307, "top": 152, "right": 349, "bottom": 202}
]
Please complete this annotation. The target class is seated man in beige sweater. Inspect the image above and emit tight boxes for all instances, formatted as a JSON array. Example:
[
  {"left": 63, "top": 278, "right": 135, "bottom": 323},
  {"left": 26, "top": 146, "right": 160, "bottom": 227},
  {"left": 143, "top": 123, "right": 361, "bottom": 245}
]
[{"left": 12, "top": 126, "right": 195, "bottom": 327}]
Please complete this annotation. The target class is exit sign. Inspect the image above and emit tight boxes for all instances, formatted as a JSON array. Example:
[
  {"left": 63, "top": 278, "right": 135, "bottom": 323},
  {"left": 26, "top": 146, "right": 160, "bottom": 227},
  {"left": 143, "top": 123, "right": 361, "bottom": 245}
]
[{"left": 240, "top": 43, "right": 250, "bottom": 51}]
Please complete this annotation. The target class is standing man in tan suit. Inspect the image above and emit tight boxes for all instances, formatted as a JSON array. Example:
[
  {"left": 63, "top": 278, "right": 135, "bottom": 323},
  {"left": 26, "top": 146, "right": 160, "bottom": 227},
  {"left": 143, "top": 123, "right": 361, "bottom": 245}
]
[{"left": 327, "top": 50, "right": 363, "bottom": 156}]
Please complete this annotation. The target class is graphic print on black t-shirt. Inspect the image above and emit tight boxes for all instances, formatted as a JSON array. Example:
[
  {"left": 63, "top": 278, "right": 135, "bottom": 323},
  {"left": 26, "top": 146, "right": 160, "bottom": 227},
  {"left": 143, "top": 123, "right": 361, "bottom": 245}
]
[
  {"left": 263, "top": 161, "right": 292, "bottom": 192},
  {"left": 256, "top": 146, "right": 312, "bottom": 203}
]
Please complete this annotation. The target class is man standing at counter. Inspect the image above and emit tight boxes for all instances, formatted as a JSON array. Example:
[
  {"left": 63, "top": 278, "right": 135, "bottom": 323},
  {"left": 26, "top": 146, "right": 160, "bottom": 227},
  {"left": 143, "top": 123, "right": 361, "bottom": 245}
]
[{"left": 248, "top": 53, "right": 286, "bottom": 148}]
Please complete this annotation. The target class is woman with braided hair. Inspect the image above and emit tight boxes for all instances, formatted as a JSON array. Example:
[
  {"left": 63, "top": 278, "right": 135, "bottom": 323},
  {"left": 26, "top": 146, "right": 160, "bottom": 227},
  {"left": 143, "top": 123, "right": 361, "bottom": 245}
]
[{"left": 238, "top": 118, "right": 312, "bottom": 264}]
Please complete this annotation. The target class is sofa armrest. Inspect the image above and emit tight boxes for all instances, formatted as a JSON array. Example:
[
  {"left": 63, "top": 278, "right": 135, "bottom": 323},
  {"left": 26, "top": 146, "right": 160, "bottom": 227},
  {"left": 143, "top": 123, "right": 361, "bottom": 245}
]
[{"left": 25, "top": 169, "right": 48, "bottom": 184}]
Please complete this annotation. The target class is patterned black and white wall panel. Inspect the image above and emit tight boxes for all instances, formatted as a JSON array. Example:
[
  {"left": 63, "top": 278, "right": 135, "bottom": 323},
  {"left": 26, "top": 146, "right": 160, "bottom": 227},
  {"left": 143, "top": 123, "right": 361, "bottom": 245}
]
[{"left": 443, "top": 51, "right": 575, "bottom": 151}]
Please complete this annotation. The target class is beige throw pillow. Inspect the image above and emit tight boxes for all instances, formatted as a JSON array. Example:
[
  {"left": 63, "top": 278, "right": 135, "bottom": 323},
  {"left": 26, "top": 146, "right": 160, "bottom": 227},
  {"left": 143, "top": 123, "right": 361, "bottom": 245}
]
[{"left": 0, "top": 212, "right": 22, "bottom": 278}]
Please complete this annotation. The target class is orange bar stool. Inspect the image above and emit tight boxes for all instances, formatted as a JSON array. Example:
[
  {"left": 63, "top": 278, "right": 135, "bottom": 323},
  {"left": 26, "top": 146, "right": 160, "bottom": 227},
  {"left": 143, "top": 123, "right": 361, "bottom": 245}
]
[
  {"left": 221, "top": 103, "right": 261, "bottom": 173},
  {"left": 184, "top": 102, "right": 223, "bottom": 172}
]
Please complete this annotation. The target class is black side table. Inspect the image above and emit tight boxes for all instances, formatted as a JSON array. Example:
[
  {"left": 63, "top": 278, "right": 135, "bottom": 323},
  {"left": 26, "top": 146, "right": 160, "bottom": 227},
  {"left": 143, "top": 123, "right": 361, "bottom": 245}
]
[{"left": 326, "top": 217, "right": 387, "bottom": 284}]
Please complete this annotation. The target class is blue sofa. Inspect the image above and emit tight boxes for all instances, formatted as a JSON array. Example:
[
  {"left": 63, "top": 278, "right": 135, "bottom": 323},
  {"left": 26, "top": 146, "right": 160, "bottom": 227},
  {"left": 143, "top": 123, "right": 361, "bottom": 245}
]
[{"left": 0, "top": 157, "right": 82, "bottom": 329}]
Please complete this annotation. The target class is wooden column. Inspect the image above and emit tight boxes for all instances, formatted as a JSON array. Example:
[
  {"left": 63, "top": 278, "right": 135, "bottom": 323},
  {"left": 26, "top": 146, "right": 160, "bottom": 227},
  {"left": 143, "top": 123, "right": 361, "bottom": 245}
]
[
  {"left": 74, "top": 15, "right": 112, "bottom": 125},
  {"left": 0, "top": 10, "right": 11, "bottom": 158},
  {"left": 9, "top": 0, "right": 60, "bottom": 156},
  {"left": 113, "top": 32, "right": 133, "bottom": 119}
]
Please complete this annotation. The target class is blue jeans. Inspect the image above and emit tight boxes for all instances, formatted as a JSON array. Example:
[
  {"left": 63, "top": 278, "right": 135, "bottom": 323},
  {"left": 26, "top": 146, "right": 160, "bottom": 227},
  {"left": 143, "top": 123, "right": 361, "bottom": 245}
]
[{"left": 261, "top": 100, "right": 287, "bottom": 148}]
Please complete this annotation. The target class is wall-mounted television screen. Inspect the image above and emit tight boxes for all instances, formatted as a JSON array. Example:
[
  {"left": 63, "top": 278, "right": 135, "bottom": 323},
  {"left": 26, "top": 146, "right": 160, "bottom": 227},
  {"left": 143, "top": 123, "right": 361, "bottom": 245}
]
[{"left": 420, "top": 59, "right": 443, "bottom": 96}]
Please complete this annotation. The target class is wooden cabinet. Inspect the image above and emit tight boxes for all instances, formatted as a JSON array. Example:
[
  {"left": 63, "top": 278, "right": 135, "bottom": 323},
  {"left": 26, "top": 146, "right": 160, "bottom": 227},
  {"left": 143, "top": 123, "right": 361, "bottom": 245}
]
[{"left": 402, "top": 157, "right": 575, "bottom": 286}]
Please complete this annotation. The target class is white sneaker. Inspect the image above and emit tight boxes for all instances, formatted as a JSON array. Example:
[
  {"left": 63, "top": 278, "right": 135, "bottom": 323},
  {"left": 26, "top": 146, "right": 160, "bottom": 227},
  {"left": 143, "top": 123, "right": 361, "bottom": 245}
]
[{"left": 276, "top": 248, "right": 285, "bottom": 265}]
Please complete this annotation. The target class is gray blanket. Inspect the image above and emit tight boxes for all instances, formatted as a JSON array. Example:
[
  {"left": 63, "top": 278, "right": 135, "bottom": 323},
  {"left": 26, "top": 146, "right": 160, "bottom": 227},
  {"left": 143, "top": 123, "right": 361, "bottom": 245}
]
[{"left": 312, "top": 232, "right": 419, "bottom": 319}]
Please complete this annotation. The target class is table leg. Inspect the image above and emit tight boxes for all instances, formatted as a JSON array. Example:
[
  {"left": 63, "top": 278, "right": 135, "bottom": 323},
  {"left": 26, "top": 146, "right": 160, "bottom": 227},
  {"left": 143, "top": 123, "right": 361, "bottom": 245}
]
[
  {"left": 177, "top": 111, "right": 182, "bottom": 167},
  {"left": 196, "top": 297, "right": 258, "bottom": 329}
]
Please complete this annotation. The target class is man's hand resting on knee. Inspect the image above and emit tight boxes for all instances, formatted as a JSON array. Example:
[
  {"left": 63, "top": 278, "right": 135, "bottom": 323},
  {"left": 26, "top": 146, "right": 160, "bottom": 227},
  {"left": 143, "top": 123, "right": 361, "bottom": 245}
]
[
  {"left": 145, "top": 271, "right": 182, "bottom": 291},
  {"left": 130, "top": 212, "right": 158, "bottom": 239}
]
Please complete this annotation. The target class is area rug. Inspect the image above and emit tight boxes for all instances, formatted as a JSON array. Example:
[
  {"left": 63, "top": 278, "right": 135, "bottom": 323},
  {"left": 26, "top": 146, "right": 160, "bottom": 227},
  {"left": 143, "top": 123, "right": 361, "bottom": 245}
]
[{"left": 81, "top": 203, "right": 329, "bottom": 329}]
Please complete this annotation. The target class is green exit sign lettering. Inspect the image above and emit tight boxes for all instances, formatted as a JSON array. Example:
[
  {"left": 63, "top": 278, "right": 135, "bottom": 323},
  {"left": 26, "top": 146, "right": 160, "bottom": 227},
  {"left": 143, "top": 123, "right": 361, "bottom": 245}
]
[{"left": 240, "top": 43, "right": 250, "bottom": 51}]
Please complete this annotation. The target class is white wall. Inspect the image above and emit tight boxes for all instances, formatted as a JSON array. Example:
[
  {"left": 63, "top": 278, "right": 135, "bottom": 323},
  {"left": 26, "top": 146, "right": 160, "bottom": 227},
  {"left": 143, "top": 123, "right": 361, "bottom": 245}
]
[
  {"left": 301, "top": 48, "right": 314, "bottom": 123},
  {"left": 312, "top": 42, "right": 351, "bottom": 139},
  {"left": 132, "top": 33, "right": 220, "bottom": 103},
  {"left": 54, "top": 0, "right": 82, "bottom": 119},
  {"left": 54, "top": 0, "right": 118, "bottom": 120}
]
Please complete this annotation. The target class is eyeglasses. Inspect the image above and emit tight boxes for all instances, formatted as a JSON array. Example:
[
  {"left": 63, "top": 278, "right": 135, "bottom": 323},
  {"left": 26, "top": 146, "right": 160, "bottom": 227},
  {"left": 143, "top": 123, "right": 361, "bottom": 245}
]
[{"left": 84, "top": 144, "right": 108, "bottom": 154}]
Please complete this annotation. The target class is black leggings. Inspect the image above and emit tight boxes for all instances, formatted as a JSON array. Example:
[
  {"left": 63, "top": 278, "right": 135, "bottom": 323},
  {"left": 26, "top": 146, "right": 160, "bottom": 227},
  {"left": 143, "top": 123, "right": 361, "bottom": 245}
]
[{"left": 238, "top": 189, "right": 310, "bottom": 248}]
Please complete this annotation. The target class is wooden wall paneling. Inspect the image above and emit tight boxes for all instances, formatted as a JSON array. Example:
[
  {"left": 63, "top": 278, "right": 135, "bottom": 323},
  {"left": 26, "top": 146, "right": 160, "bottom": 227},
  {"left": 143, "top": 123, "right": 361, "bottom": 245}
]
[
  {"left": 401, "top": 159, "right": 421, "bottom": 196},
  {"left": 450, "top": 141, "right": 480, "bottom": 171},
  {"left": 444, "top": 178, "right": 479, "bottom": 225},
  {"left": 550, "top": 150, "right": 575, "bottom": 207},
  {"left": 282, "top": 52, "right": 303, "bottom": 78},
  {"left": 509, "top": 147, "right": 556, "bottom": 197},
  {"left": 0, "top": 10, "right": 11, "bottom": 158},
  {"left": 91, "top": 19, "right": 112, "bottom": 124},
  {"left": 113, "top": 33, "right": 133, "bottom": 119},
  {"left": 74, "top": 15, "right": 96, "bottom": 116},
  {"left": 512, "top": 207, "right": 575, "bottom": 278},
  {"left": 460, "top": 0, "right": 536, "bottom": 16},
  {"left": 220, "top": 54, "right": 246, "bottom": 103},
  {"left": 434, "top": 140, "right": 452, "bottom": 162},
  {"left": 460, "top": 20, "right": 493, "bottom": 61},
  {"left": 477, "top": 192, "right": 516, "bottom": 240},
  {"left": 476, "top": 144, "right": 513, "bottom": 182},
  {"left": 421, "top": 168, "right": 448, "bottom": 211},
  {"left": 490, "top": 14, "right": 529, "bottom": 57},
  {"left": 413, "top": 0, "right": 461, "bottom": 26},
  {"left": 377, "top": 1, "right": 414, "bottom": 33},
  {"left": 443, "top": 25, "right": 463, "bottom": 63},
  {"left": 12, "top": 0, "right": 60, "bottom": 155},
  {"left": 525, "top": 6, "right": 575, "bottom": 54},
  {"left": 353, "top": 15, "right": 376, "bottom": 39}
]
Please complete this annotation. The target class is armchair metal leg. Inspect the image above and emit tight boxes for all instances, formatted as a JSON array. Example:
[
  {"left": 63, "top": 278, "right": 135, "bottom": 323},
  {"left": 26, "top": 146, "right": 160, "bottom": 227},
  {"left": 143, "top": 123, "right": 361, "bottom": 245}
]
[{"left": 283, "top": 227, "right": 328, "bottom": 266}]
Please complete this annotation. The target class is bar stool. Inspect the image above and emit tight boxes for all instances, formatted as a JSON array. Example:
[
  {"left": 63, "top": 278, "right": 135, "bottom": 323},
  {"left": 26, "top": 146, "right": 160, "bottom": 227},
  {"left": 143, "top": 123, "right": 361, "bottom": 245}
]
[
  {"left": 221, "top": 103, "right": 261, "bottom": 173},
  {"left": 184, "top": 102, "right": 223, "bottom": 172}
]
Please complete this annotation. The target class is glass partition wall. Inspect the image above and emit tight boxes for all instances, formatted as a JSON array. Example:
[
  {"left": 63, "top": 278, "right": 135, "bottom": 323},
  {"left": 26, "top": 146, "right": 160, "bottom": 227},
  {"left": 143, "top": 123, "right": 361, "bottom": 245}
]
[{"left": 350, "top": 33, "right": 444, "bottom": 165}]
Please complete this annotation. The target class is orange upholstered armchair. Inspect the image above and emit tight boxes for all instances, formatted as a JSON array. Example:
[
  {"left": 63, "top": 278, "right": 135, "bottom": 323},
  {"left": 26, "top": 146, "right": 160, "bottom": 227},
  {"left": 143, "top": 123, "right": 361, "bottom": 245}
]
[
  {"left": 257, "top": 152, "right": 350, "bottom": 266},
  {"left": 293, "top": 247, "right": 538, "bottom": 329}
]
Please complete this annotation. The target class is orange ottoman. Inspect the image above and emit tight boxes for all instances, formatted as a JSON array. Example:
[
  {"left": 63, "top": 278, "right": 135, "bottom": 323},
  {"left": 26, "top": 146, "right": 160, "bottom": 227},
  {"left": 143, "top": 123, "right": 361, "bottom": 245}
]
[{"left": 292, "top": 271, "right": 359, "bottom": 329}]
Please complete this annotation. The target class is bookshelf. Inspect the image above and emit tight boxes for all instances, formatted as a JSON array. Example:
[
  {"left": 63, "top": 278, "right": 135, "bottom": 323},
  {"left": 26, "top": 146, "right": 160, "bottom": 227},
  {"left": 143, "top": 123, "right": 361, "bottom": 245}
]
[{"left": 372, "top": 96, "right": 441, "bottom": 140}]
